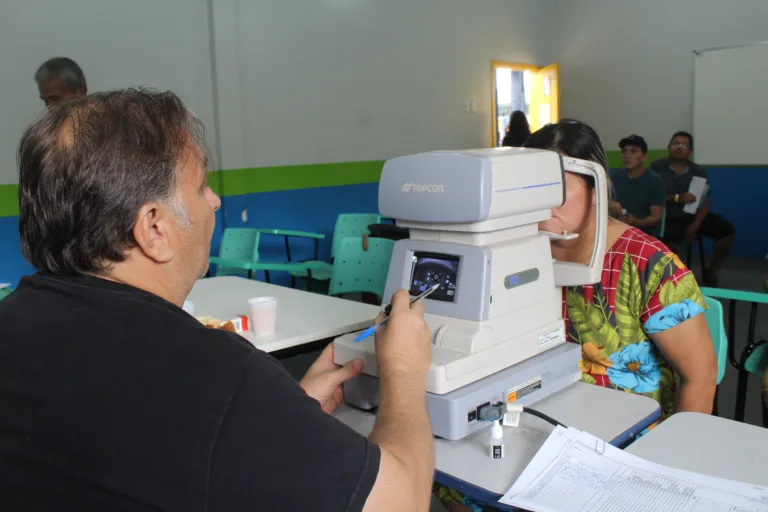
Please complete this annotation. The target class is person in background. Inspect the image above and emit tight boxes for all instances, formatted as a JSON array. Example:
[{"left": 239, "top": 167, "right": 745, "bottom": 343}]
[
  {"left": 438, "top": 120, "right": 717, "bottom": 512},
  {"left": 34, "top": 57, "right": 87, "bottom": 107},
  {"left": 609, "top": 134, "right": 665, "bottom": 234},
  {"left": 501, "top": 110, "right": 530, "bottom": 147},
  {"left": 0, "top": 89, "right": 435, "bottom": 512},
  {"left": 650, "top": 131, "right": 735, "bottom": 287}
]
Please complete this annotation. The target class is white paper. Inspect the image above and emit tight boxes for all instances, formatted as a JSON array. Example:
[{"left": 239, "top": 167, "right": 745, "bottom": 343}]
[
  {"left": 684, "top": 176, "right": 708, "bottom": 214},
  {"left": 0, "top": 283, "right": 10, "bottom": 289},
  {"left": 500, "top": 426, "right": 768, "bottom": 512}
]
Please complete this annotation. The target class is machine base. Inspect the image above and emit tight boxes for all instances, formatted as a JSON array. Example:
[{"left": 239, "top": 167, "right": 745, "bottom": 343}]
[{"left": 343, "top": 342, "right": 582, "bottom": 440}]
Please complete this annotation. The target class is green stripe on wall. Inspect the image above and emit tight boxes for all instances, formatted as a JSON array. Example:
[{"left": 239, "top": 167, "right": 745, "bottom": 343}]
[
  {"left": 207, "top": 160, "right": 384, "bottom": 197},
  {"left": 605, "top": 149, "right": 668, "bottom": 169},
  {"left": 0, "top": 184, "right": 19, "bottom": 217},
  {"left": 0, "top": 161, "right": 385, "bottom": 218}
]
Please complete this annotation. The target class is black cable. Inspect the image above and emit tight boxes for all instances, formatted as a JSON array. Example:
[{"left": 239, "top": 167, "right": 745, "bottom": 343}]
[{"left": 523, "top": 406, "right": 567, "bottom": 428}]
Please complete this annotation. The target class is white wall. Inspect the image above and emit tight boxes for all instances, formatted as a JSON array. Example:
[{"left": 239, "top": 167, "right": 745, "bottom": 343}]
[
  {"left": 213, "top": 0, "right": 557, "bottom": 169},
  {"left": 0, "top": 0, "right": 216, "bottom": 185},
  {"left": 554, "top": 0, "right": 768, "bottom": 150}
]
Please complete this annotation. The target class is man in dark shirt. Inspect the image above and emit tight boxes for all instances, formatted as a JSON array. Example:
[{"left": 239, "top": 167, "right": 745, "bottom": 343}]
[
  {"left": 0, "top": 89, "right": 435, "bottom": 511},
  {"left": 650, "top": 131, "right": 735, "bottom": 286},
  {"left": 609, "top": 134, "right": 665, "bottom": 235}
]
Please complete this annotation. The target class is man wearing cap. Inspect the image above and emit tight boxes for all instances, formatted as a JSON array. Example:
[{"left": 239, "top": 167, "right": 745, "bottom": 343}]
[
  {"left": 650, "top": 131, "right": 734, "bottom": 286},
  {"left": 609, "top": 134, "right": 665, "bottom": 234}
]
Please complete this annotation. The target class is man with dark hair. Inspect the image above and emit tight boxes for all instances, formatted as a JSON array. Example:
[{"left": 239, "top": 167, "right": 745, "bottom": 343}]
[
  {"left": 610, "top": 134, "right": 665, "bottom": 234},
  {"left": 0, "top": 89, "right": 435, "bottom": 511},
  {"left": 650, "top": 131, "right": 735, "bottom": 286},
  {"left": 34, "top": 57, "right": 87, "bottom": 107}
]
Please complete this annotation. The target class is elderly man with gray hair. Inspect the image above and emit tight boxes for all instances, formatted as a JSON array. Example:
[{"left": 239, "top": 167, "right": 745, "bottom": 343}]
[{"left": 34, "top": 57, "right": 87, "bottom": 107}]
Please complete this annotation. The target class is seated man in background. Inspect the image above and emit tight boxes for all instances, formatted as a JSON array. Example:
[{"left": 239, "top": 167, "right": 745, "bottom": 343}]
[
  {"left": 0, "top": 89, "right": 435, "bottom": 511},
  {"left": 34, "top": 56, "right": 87, "bottom": 107},
  {"left": 650, "top": 131, "right": 735, "bottom": 286},
  {"left": 610, "top": 134, "right": 665, "bottom": 234}
]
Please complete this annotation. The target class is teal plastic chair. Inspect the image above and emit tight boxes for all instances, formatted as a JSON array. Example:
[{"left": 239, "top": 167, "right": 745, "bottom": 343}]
[
  {"left": 328, "top": 236, "right": 394, "bottom": 302},
  {"left": 701, "top": 287, "right": 768, "bottom": 423},
  {"left": 702, "top": 295, "right": 727, "bottom": 385},
  {"left": 290, "top": 213, "right": 382, "bottom": 285},
  {"left": 0, "top": 287, "right": 12, "bottom": 301},
  {"left": 209, "top": 228, "right": 326, "bottom": 286}
]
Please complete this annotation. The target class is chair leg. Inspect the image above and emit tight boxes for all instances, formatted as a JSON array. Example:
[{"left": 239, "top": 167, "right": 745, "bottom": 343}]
[
  {"left": 686, "top": 242, "right": 693, "bottom": 269},
  {"left": 712, "top": 385, "right": 719, "bottom": 417},
  {"left": 264, "top": 270, "right": 271, "bottom": 284},
  {"left": 698, "top": 236, "right": 708, "bottom": 284},
  {"left": 735, "top": 368, "right": 749, "bottom": 422},
  {"left": 763, "top": 397, "right": 768, "bottom": 428}
]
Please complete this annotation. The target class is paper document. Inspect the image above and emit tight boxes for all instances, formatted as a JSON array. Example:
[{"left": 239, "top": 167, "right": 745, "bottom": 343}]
[
  {"left": 684, "top": 176, "right": 708, "bottom": 214},
  {"left": 500, "top": 426, "right": 768, "bottom": 512},
  {"left": 0, "top": 283, "right": 10, "bottom": 289}
]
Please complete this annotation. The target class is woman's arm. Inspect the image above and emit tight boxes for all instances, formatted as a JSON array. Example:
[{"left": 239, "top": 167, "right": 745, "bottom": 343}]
[{"left": 650, "top": 314, "right": 717, "bottom": 414}]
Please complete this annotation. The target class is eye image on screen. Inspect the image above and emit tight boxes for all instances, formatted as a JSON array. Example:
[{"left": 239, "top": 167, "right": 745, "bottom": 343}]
[{"left": 409, "top": 252, "right": 460, "bottom": 303}]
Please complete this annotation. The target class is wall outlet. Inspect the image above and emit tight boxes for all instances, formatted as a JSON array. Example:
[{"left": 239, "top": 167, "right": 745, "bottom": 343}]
[
  {"left": 241, "top": 209, "right": 248, "bottom": 223},
  {"left": 463, "top": 101, "right": 470, "bottom": 113}
]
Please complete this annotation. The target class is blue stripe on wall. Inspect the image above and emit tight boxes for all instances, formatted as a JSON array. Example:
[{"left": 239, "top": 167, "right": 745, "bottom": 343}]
[
  {"left": 0, "top": 216, "right": 34, "bottom": 287},
  {"left": 1, "top": 171, "right": 764, "bottom": 288}
]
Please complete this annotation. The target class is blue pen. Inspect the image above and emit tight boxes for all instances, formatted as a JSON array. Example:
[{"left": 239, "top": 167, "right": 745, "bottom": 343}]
[{"left": 354, "top": 283, "right": 441, "bottom": 342}]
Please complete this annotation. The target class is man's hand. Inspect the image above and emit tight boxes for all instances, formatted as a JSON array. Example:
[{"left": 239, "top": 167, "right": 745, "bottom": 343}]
[
  {"left": 621, "top": 213, "right": 637, "bottom": 226},
  {"left": 680, "top": 192, "right": 697, "bottom": 204},
  {"left": 375, "top": 289, "right": 433, "bottom": 377},
  {"left": 685, "top": 223, "right": 700, "bottom": 243},
  {"left": 299, "top": 344, "right": 363, "bottom": 414}
]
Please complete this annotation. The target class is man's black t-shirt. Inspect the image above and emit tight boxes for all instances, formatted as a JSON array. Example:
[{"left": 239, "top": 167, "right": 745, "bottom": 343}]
[{"left": 0, "top": 274, "right": 380, "bottom": 511}]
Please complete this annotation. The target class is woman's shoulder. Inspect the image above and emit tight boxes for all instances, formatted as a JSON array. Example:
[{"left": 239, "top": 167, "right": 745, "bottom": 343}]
[{"left": 609, "top": 226, "right": 672, "bottom": 260}]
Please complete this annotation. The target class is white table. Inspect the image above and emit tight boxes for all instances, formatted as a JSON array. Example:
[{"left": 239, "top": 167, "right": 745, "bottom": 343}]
[
  {"left": 335, "top": 382, "right": 660, "bottom": 505},
  {"left": 627, "top": 412, "right": 768, "bottom": 487},
  {"left": 187, "top": 277, "right": 379, "bottom": 353}
]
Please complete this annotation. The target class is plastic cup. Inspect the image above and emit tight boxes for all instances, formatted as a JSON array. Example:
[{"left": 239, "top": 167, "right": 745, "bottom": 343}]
[
  {"left": 182, "top": 300, "right": 195, "bottom": 316},
  {"left": 249, "top": 297, "right": 277, "bottom": 337}
]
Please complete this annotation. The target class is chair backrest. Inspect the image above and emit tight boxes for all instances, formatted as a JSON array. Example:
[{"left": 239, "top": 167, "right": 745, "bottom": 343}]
[
  {"left": 331, "top": 214, "right": 382, "bottom": 261},
  {"left": 658, "top": 208, "right": 666, "bottom": 239},
  {"left": 215, "top": 228, "right": 261, "bottom": 277},
  {"left": 0, "top": 288, "right": 12, "bottom": 302},
  {"left": 329, "top": 237, "right": 394, "bottom": 300},
  {"left": 703, "top": 295, "right": 728, "bottom": 384}
]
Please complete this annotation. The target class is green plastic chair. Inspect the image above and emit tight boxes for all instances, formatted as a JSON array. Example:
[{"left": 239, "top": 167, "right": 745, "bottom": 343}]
[
  {"left": 702, "top": 295, "right": 727, "bottom": 385},
  {"left": 701, "top": 287, "right": 768, "bottom": 423},
  {"left": 0, "top": 287, "right": 12, "bottom": 301},
  {"left": 209, "top": 228, "right": 326, "bottom": 286},
  {"left": 290, "top": 213, "right": 382, "bottom": 285},
  {"left": 328, "top": 236, "right": 394, "bottom": 301},
  {"left": 658, "top": 208, "right": 666, "bottom": 239}
]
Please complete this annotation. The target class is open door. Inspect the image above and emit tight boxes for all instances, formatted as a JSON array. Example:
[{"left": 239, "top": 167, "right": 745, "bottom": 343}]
[
  {"left": 537, "top": 63, "right": 559, "bottom": 128},
  {"left": 492, "top": 61, "right": 559, "bottom": 147}
]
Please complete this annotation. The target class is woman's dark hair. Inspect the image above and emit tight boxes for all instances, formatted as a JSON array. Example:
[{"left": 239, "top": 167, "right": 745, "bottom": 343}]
[
  {"left": 501, "top": 110, "right": 530, "bottom": 147},
  {"left": 17, "top": 88, "right": 206, "bottom": 275},
  {"left": 523, "top": 119, "right": 608, "bottom": 187}
]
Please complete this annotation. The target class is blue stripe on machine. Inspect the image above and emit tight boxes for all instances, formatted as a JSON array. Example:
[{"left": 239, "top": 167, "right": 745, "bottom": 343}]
[{"left": 493, "top": 181, "right": 561, "bottom": 194}]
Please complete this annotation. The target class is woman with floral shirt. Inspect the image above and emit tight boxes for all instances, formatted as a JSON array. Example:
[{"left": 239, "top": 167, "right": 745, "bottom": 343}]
[
  {"left": 526, "top": 120, "right": 717, "bottom": 418},
  {"left": 437, "top": 121, "right": 717, "bottom": 512}
]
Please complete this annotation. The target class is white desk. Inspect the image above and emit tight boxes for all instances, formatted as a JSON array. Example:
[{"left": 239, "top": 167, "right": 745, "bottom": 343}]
[
  {"left": 335, "top": 382, "right": 660, "bottom": 503},
  {"left": 187, "top": 277, "right": 379, "bottom": 353},
  {"left": 627, "top": 412, "right": 768, "bottom": 487}
]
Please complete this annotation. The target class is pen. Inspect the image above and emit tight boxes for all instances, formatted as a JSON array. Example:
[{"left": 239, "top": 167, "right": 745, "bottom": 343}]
[{"left": 353, "top": 283, "right": 441, "bottom": 342}]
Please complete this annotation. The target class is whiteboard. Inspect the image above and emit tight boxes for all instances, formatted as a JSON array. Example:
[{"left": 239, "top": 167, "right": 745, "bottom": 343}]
[{"left": 693, "top": 43, "right": 768, "bottom": 165}]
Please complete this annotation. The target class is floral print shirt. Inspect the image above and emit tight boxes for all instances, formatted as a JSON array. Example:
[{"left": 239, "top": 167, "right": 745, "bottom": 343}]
[{"left": 563, "top": 227, "right": 707, "bottom": 418}]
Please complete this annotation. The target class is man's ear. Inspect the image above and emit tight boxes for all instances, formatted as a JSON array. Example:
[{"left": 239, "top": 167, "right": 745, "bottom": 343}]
[
  {"left": 641, "top": 153, "right": 648, "bottom": 165},
  {"left": 77, "top": 86, "right": 87, "bottom": 96},
  {"left": 132, "top": 202, "right": 175, "bottom": 264}
]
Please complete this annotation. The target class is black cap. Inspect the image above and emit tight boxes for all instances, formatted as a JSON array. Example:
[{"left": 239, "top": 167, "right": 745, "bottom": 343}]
[{"left": 619, "top": 134, "right": 648, "bottom": 153}]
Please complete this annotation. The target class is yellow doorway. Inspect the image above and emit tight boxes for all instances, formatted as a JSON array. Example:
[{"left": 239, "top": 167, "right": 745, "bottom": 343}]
[{"left": 491, "top": 61, "right": 560, "bottom": 147}]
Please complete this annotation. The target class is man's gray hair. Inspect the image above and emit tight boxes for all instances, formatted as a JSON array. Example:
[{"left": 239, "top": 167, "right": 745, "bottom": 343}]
[{"left": 34, "top": 57, "right": 87, "bottom": 92}]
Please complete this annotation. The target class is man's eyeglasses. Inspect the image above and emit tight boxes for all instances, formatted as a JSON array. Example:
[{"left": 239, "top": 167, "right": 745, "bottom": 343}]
[{"left": 670, "top": 143, "right": 690, "bottom": 149}]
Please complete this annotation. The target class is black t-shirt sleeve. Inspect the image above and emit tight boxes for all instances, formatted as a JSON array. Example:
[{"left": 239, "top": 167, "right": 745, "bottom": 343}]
[{"left": 207, "top": 353, "right": 381, "bottom": 512}]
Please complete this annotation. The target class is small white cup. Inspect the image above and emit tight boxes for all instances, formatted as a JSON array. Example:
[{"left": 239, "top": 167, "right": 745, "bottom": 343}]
[
  {"left": 248, "top": 296, "right": 278, "bottom": 337},
  {"left": 182, "top": 300, "right": 196, "bottom": 316}
]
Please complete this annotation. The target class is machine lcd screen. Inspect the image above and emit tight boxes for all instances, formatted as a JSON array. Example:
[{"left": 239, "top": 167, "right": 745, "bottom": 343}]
[{"left": 409, "top": 252, "right": 459, "bottom": 303}]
